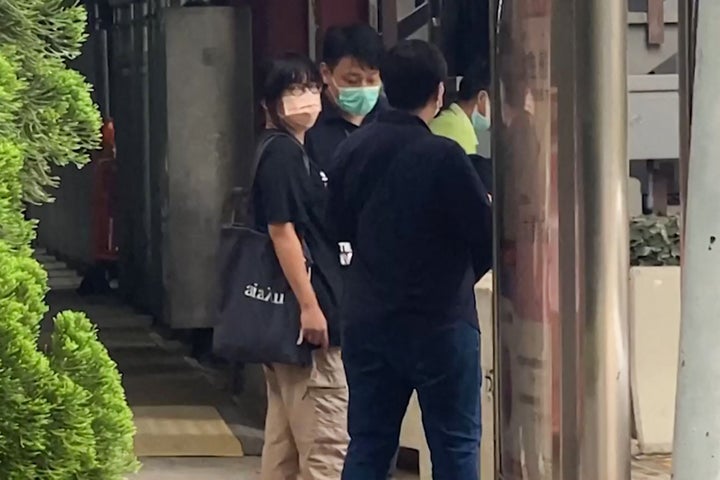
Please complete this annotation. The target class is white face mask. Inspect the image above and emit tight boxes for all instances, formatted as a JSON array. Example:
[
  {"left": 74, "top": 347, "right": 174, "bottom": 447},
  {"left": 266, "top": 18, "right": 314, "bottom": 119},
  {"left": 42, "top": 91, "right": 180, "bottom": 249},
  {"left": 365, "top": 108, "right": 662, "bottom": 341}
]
[{"left": 279, "top": 91, "right": 322, "bottom": 131}]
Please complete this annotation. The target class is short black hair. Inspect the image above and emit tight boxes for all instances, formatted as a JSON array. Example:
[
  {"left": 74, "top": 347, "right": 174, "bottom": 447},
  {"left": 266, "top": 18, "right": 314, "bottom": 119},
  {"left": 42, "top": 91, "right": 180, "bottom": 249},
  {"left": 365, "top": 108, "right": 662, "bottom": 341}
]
[
  {"left": 381, "top": 39, "right": 447, "bottom": 111},
  {"left": 458, "top": 59, "right": 491, "bottom": 102},
  {"left": 322, "top": 24, "right": 384, "bottom": 69},
  {"left": 260, "top": 52, "right": 321, "bottom": 104}
]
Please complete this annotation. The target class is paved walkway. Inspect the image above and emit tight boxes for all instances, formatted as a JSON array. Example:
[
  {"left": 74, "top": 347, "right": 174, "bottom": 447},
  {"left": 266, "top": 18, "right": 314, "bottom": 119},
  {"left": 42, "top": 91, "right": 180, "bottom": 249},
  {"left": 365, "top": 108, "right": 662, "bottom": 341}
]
[
  {"left": 132, "top": 456, "right": 671, "bottom": 479},
  {"left": 132, "top": 457, "right": 423, "bottom": 479},
  {"left": 43, "top": 287, "right": 671, "bottom": 480}
]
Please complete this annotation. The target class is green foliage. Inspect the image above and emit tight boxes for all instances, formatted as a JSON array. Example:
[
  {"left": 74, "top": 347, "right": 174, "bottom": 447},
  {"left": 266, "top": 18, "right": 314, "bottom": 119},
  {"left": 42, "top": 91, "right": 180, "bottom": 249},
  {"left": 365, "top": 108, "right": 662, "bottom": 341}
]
[
  {"left": 51, "top": 311, "right": 140, "bottom": 479},
  {"left": 630, "top": 215, "right": 681, "bottom": 266},
  {"left": 0, "top": 253, "right": 96, "bottom": 480},
  {"left": 1, "top": 0, "right": 137, "bottom": 478},
  {"left": 0, "top": 242, "right": 48, "bottom": 334},
  {"left": 0, "top": 0, "right": 101, "bottom": 204}
]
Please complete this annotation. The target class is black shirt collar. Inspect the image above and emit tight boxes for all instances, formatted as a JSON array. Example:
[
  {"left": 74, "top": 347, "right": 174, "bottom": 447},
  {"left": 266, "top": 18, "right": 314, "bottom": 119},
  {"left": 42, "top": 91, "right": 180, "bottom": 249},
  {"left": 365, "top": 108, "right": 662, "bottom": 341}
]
[{"left": 376, "top": 108, "right": 431, "bottom": 131}]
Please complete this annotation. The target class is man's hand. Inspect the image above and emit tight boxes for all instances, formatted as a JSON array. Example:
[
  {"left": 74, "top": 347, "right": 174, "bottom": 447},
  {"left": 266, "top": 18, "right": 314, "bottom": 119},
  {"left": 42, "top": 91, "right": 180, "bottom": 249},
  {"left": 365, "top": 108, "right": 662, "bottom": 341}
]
[{"left": 299, "top": 304, "right": 329, "bottom": 348}]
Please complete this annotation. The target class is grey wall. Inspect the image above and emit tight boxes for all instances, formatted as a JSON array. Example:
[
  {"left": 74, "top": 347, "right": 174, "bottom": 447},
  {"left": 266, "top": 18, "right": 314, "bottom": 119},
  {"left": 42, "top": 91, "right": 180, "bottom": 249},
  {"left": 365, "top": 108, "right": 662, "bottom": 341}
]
[
  {"left": 30, "top": 29, "right": 98, "bottom": 266},
  {"left": 162, "top": 6, "right": 254, "bottom": 328}
]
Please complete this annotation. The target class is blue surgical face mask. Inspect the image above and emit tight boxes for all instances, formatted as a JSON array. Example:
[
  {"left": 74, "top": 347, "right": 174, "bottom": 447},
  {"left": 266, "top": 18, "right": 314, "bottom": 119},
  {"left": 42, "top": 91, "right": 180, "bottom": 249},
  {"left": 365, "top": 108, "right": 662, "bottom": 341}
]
[
  {"left": 337, "top": 86, "right": 381, "bottom": 117},
  {"left": 472, "top": 109, "right": 491, "bottom": 133},
  {"left": 471, "top": 96, "right": 491, "bottom": 134}
]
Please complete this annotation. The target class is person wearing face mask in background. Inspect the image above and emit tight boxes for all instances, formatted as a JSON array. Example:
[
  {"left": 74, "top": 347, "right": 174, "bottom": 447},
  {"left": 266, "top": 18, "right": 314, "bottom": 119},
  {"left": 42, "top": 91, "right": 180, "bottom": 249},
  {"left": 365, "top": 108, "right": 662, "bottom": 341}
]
[
  {"left": 254, "top": 53, "right": 349, "bottom": 480},
  {"left": 430, "top": 59, "right": 492, "bottom": 157},
  {"left": 430, "top": 60, "right": 493, "bottom": 198},
  {"left": 305, "top": 24, "right": 386, "bottom": 173}
]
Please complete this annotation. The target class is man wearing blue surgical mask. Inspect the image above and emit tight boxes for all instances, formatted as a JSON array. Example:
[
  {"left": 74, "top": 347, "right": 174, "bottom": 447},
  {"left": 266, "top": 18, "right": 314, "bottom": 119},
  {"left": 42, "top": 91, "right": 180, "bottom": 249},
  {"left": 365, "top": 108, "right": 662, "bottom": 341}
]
[
  {"left": 430, "top": 59, "right": 491, "bottom": 157},
  {"left": 306, "top": 24, "right": 386, "bottom": 172}
]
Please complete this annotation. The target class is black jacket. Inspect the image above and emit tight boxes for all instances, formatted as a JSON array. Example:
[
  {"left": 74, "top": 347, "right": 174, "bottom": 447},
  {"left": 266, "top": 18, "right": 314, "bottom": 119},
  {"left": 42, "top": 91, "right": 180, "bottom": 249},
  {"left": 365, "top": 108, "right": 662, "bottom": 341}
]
[{"left": 327, "top": 109, "right": 493, "bottom": 328}]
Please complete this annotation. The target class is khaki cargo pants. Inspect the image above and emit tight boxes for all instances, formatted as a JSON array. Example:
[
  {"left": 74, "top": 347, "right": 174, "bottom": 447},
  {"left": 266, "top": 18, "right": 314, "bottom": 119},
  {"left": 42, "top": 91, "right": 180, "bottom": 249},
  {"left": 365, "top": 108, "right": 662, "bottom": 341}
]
[{"left": 261, "top": 348, "right": 349, "bottom": 480}]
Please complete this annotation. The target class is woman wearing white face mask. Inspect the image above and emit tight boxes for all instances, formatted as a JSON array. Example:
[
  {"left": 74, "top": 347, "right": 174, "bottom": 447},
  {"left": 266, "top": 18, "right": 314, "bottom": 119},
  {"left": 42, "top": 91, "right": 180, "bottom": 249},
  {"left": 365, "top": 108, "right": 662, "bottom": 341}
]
[
  {"left": 430, "top": 60, "right": 492, "bottom": 156},
  {"left": 254, "top": 53, "right": 348, "bottom": 480}
]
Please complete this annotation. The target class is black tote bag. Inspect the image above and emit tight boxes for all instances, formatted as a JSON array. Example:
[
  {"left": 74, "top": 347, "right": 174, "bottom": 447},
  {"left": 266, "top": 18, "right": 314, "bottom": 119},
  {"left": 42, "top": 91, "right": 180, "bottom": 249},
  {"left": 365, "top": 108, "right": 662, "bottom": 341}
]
[{"left": 213, "top": 133, "right": 313, "bottom": 366}]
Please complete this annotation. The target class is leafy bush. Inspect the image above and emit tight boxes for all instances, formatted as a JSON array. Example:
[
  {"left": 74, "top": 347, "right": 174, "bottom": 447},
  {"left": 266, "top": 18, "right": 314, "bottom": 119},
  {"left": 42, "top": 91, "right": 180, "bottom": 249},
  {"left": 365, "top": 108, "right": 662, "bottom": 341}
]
[
  {"left": 1, "top": 0, "right": 101, "bottom": 204},
  {"left": 630, "top": 215, "right": 681, "bottom": 266},
  {"left": 51, "top": 312, "right": 140, "bottom": 479},
  {"left": 0, "top": 0, "right": 138, "bottom": 477}
]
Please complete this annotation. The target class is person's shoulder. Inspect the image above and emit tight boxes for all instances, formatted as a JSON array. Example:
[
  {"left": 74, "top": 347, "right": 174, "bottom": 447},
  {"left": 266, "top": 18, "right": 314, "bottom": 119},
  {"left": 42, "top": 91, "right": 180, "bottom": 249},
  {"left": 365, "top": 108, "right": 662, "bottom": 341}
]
[
  {"left": 430, "top": 107, "right": 457, "bottom": 126},
  {"left": 415, "top": 132, "right": 467, "bottom": 158},
  {"left": 256, "top": 132, "right": 306, "bottom": 175},
  {"left": 260, "top": 132, "right": 304, "bottom": 160}
]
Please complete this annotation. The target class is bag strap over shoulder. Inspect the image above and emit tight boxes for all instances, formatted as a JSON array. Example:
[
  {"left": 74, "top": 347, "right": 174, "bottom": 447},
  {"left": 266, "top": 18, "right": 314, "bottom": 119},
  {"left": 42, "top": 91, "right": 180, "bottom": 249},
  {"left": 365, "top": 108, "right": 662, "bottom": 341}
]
[
  {"left": 228, "top": 131, "right": 311, "bottom": 225},
  {"left": 250, "top": 131, "right": 310, "bottom": 183}
]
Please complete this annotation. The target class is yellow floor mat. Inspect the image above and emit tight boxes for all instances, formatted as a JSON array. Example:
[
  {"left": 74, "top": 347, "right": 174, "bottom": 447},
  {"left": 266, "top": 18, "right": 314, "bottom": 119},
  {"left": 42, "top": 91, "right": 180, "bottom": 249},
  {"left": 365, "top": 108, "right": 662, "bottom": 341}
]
[{"left": 133, "top": 406, "right": 244, "bottom": 458}]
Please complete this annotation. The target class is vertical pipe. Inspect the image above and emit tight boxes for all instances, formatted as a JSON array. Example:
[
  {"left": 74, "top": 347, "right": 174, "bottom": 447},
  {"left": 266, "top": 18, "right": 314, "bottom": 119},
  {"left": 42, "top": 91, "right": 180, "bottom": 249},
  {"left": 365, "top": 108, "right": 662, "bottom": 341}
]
[
  {"left": 673, "top": 2, "right": 720, "bottom": 479},
  {"left": 677, "top": 0, "right": 695, "bottom": 231},
  {"left": 136, "top": 1, "right": 152, "bottom": 266},
  {"left": 93, "top": 3, "right": 111, "bottom": 119},
  {"left": 553, "top": 0, "right": 580, "bottom": 477},
  {"left": 489, "top": 0, "right": 502, "bottom": 476},
  {"left": 575, "top": 0, "right": 630, "bottom": 478}
]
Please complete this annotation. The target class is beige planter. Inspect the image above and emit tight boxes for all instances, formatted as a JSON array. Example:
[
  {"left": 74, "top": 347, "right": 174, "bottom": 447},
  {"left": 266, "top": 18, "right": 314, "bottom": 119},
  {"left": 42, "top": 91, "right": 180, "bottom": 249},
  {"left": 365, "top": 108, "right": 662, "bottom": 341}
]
[
  {"left": 399, "top": 273, "right": 494, "bottom": 479},
  {"left": 629, "top": 266, "right": 681, "bottom": 454}
]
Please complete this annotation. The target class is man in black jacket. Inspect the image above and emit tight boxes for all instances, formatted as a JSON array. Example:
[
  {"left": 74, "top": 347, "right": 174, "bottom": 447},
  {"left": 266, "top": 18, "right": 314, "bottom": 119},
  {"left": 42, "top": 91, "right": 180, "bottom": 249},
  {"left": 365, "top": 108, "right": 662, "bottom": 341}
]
[{"left": 327, "top": 39, "right": 492, "bottom": 480}]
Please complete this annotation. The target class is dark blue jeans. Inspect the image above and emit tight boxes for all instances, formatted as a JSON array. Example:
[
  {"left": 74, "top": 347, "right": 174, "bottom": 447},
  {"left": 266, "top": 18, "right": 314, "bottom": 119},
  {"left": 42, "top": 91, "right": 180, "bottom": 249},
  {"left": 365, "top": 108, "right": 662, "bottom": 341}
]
[{"left": 341, "top": 320, "right": 481, "bottom": 480}]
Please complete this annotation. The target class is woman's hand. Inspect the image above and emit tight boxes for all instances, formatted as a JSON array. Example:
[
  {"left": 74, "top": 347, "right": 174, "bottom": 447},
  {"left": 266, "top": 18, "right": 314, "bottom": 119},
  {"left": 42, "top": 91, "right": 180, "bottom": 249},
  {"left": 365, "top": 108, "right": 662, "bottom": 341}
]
[
  {"left": 300, "top": 304, "right": 329, "bottom": 348},
  {"left": 269, "top": 223, "right": 329, "bottom": 348}
]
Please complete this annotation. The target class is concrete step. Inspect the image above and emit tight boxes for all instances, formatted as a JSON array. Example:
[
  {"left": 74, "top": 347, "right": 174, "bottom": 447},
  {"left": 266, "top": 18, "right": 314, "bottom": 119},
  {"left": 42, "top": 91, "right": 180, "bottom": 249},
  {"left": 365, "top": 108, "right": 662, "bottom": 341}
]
[
  {"left": 47, "top": 269, "right": 80, "bottom": 279},
  {"left": 91, "top": 313, "right": 154, "bottom": 330},
  {"left": 48, "top": 276, "right": 82, "bottom": 291},
  {"left": 43, "top": 261, "right": 70, "bottom": 271},
  {"left": 35, "top": 253, "right": 58, "bottom": 264}
]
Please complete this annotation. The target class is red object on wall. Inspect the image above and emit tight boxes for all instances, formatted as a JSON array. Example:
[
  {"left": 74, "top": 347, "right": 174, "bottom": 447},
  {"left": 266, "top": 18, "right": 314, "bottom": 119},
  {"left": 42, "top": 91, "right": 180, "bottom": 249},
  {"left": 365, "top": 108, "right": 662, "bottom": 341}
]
[
  {"left": 316, "top": 0, "right": 369, "bottom": 33},
  {"left": 232, "top": 0, "right": 369, "bottom": 129},
  {"left": 92, "top": 119, "right": 118, "bottom": 262},
  {"left": 244, "top": 0, "right": 309, "bottom": 56}
]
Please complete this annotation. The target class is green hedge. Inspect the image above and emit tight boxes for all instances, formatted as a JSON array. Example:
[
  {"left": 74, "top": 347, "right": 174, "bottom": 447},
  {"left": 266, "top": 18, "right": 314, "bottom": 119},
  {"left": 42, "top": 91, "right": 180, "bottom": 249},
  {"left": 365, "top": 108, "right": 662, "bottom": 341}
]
[
  {"left": 0, "top": 1, "right": 138, "bottom": 478},
  {"left": 630, "top": 215, "right": 681, "bottom": 267}
]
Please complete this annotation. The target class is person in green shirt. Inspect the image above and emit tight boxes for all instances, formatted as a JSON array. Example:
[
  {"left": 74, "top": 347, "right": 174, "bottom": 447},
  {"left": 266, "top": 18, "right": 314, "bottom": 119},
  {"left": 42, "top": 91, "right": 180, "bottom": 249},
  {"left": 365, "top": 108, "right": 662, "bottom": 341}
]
[{"left": 430, "top": 60, "right": 491, "bottom": 155}]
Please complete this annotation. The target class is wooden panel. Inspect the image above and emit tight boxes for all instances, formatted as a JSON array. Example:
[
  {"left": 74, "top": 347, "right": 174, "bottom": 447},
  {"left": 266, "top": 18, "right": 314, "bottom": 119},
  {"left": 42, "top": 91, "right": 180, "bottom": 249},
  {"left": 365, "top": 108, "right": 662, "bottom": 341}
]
[
  {"left": 381, "top": 0, "right": 399, "bottom": 47},
  {"left": 315, "top": 0, "right": 371, "bottom": 58},
  {"left": 251, "top": 0, "right": 308, "bottom": 55},
  {"left": 647, "top": 0, "right": 665, "bottom": 46},
  {"left": 316, "top": 0, "right": 369, "bottom": 31}
]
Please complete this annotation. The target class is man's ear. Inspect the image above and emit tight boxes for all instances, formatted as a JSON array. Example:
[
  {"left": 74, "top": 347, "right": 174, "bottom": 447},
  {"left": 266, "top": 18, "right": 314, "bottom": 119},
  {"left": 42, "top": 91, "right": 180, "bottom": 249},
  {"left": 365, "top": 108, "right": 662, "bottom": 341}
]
[
  {"left": 477, "top": 90, "right": 489, "bottom": 116},
  {"left": 320, "top": 62, "right": 333, "bottom": 86},
  {"left": 436, "top": 82, "right": 446, "bottom": 111}
]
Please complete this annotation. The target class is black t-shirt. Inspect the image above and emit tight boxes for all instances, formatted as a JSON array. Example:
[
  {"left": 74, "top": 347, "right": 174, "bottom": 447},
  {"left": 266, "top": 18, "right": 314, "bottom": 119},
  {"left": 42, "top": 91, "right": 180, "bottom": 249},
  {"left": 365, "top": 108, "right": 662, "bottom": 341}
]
[
  {"left": 252, "top": 130, "right": 342, "bottom": 346},
  {"left": 327, "top": 110, "right": 492, "bottom": 330},
  {"left": 305, "top": 94, "right": 389, "bottom": 173}
]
